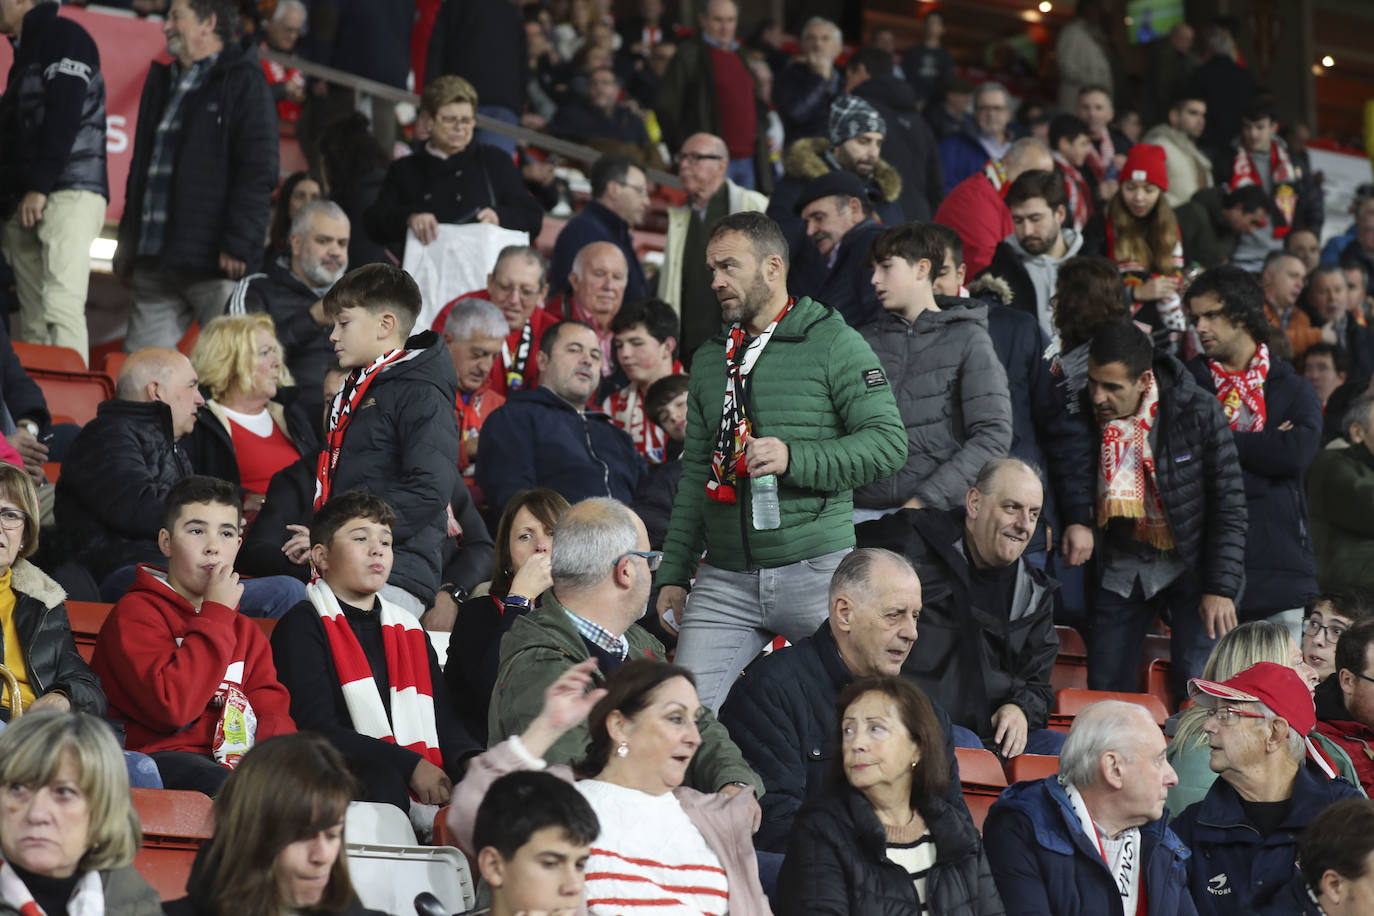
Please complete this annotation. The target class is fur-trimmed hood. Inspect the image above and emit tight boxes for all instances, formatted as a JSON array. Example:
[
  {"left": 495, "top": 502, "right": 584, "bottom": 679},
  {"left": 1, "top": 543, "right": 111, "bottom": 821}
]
[
  {"left": 968, "top": 274, "right": 1014, "bottom": 307},
  {"left": 782, "top": 136, "right": 902, "bottom": 204},
  {"left": 12, "top": 559, "right": 65, "bottom": 610}
]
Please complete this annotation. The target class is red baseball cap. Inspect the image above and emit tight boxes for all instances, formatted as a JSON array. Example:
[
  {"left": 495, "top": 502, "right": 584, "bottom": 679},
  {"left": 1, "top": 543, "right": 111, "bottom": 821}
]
[
  {"left": 1121, "top": 143, "right": 1169, "bottom": 191},
  {"left": 1188, "top": 661, "right": 1316, "bottom": 736}
]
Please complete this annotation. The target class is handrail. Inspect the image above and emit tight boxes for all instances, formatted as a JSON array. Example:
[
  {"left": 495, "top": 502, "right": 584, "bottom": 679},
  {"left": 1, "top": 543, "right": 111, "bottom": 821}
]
[{"left": 260, "top": 48, "right": 682, "bottom": 190}]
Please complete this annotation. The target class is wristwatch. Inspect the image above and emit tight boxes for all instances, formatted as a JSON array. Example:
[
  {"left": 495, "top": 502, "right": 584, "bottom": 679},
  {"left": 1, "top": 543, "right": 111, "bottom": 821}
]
[
  {"left": 504, "top": 594, "right": 533, "bottom": 612},
  {"left": 438, "top": 582, "right": 467, "bottom": 605},
  {"left": 18, "top": 420, "right": 38, "bottom": 437}
]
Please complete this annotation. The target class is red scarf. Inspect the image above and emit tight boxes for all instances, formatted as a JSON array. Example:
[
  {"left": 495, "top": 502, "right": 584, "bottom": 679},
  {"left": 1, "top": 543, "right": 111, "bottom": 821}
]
[
  {"left": 1054, "top": 152, "right": 1093, "bottom": 229},
  {"left": 1098, "top": 373, "right": 1175, "bottom": 550},
  {"left": 707, "top": 300, "right": 792, "bottom": 504},
  {"left": 601, "top": 360, "right": 684, "bottom": 464},
  {"left": 314, "top": 348, "right": 418, "bottom": 510},
  {"left": 1208, "top": 343, "right": 1270, "bottom": 431},
  {"left": 1229, "top": 141, "right": 1298, "bottom": 238},
  {"left": 1085, "top": 130, "right": 1116, "bottom": 183}
]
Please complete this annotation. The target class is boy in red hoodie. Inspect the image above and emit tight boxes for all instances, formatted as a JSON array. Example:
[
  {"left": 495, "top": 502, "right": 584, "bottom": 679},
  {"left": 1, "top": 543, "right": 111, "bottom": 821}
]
[{"left": 92, "top": 475, "right": 295, "bottom": 796}]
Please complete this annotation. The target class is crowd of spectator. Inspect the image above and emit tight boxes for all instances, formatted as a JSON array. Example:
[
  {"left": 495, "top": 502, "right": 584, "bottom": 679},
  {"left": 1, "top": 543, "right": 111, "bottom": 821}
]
[{"left": 8, "top": 0, "right": 1374, "bottom": 914}]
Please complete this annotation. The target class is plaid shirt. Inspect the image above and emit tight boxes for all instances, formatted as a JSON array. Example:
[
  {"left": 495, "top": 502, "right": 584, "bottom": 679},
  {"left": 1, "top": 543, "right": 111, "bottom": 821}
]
[
  {"left": 138, "top": 53, "right": 218, "bottom": 256},
  {"left": 563, "top": 608, "right": 628, "bottom": 661}
]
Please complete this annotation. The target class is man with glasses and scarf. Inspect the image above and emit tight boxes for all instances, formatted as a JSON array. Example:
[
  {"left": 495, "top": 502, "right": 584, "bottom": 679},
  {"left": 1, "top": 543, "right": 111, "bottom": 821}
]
[{"left": 1314, "top": 618, "right": 1374, "bottom": 795}]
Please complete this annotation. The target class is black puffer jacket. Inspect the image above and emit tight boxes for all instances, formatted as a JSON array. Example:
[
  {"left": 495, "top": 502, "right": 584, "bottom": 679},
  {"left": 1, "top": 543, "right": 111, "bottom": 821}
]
[
  {"left": 54, "top": 400, "right": 192, "bottom": 583},
  {"left": 228, "top": 258, "right": 335, "bottom": 396},
  {"left": 857, "top": 508, "right": 1058, "bottom": 739},
  {"left": 114, "top": 38, "right": 277, "bottom": 277},
  {"left": 850, "top": 74, "right": 945, "bottom": 223},
  {"left": 0, "top": 560, "right": 106, "bottom": 719},
  {"left": 786, "top": 218, "right": 884, "bottom": 328},
  {"left": 0, "top": 2, "right": 107, "bottom": 211},
  {"left": 778, "top": 786, "right": 1004, "bottom": 916},
  {"left": 323, "top": 332, "right": 460, "bottom": 605},
  {"left": 718, "top": 621, "right": 966, "bottom": 854}
]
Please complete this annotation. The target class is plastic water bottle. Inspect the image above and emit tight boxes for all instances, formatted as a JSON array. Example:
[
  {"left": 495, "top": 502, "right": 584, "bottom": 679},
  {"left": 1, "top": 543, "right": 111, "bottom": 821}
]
[{"left": 752, "top": 474, "right": 781, "bottom": 530}]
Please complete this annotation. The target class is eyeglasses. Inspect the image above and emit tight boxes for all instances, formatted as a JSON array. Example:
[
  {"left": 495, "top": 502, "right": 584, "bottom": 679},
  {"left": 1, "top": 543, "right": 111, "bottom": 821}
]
[
  {"left": 1202, "top": 705, "right": 1268, "bottom": 726},
  {"left": 1304, "top": 618, "right": 1349, "bottom": 643},
  {"left": 615, "top": 180, "right": 649, "bottom": 197},
  {"left": 678, "top": 152, "right": 726, "bottom": 166},
  {"left": 617, "top": 550, "right": 663, "bottom": 571},
  {"left": 0, "top": 508, "right": 27, "bottom": 531},
  {"left": 436, "top": 114, "right": 476, "bottom": 129}
]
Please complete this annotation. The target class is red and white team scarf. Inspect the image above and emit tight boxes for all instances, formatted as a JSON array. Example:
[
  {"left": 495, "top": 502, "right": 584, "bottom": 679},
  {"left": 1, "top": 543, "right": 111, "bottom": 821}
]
[
  {"left": 1053, "top": 152, "right": 1093, "bottom": 229},
  {"left": 0, "top": 859, "right": 104, "bottom": 916},
  {"left": 984, "top": 157, "right": 1009, "bottom": 195},
  {"left": 706, "top": 300, "right": 792, "bottom": 504},
  {"left": 602, "top": 361, "right": 684, "bottom": 464},
  {"left": 1085, "top": 129, "right": 1116, "bottom": 183},
  {"left": 307, "top": 581, "right": 443, "bottom": 784},
  {"left": 1209, "top": 343, "right": 1270, "bottom": 432},
  {"left": 1098, "top": 373, "right": 1175, "bottom": 550},
  {"left": 314, "top": 347, "right": 421, "bottom": 510},
  {"left": 1229, "top": 141, "right": 1298, "bottom": 238}
]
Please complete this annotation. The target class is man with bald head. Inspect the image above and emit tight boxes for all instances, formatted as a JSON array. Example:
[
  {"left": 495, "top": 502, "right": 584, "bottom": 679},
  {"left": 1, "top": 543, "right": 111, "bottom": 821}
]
[
  {"left": 659, "top": 132, "right": 768, "bottom": 364},
  {"left": 487, "top": 497, "right": 761, "bottom": 799},
  {"left": 935, "top": 137, "right": 1056, "bottom": 277},
  {"left": 720, "top": 547, "right": 971, "bottom": 852},
  {"left": 985, "top": 700, "right": 1194, "bottom": 916},
  {"left": 566, "top": 241, "right": 631, "bottom": 378}
]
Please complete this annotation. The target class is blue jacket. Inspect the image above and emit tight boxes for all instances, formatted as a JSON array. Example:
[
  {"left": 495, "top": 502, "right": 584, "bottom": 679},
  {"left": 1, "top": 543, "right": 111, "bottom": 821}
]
[
  {"left": 1185, "top": 355, "right": 1321, "bottom": 618},
  {"left": 475, "top": 385, "right": 645, "bottom": 514},
  {"left": 939, "top": 132, "right": 995, "bottom": 196},
  {"left": 1250, "top": 872, "right": 1324, "bottom": 915},
  {"left": 984, "top": 776, "right": 1198, "bottom": 916},
  {"left": 1170, "top": 764, "right": 1361, "bottom": 916},
  {"left": 547, "top": 200, "right": 648, "bottom": 301},
  {"left": 785, "top": 218, "right": 884, "bottom": 328}
]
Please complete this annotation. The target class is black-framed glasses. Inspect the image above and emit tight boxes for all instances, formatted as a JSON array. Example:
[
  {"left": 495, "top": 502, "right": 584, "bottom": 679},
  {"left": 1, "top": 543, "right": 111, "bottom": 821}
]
[
  {"left": 617, "top": 550, "right": 663, "bottom": 571},
  {"left": 1304, "top": 617, "right": 1349, "bottom": 643},
  {"left": 1350, "top": 670, "right": 1374, "bottom": 687},
  {"left": 0, "top": 508, "right": 27, "bottom": 531}
]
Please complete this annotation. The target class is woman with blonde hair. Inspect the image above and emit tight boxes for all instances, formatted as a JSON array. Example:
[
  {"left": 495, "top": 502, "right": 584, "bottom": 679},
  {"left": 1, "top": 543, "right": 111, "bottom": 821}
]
[
  {"left": 0, "top": 711, "right": 162, "bottom": 914},
  {"left": 184, "top": 314, "right": 316, "bottom": 519}
]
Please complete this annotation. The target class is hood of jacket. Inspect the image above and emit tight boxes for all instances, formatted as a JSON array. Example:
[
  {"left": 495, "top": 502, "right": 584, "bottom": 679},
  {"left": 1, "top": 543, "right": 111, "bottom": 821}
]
[
  {"left": 11, "top": 559, "right": 65, "bottom": 611},
  {"left": 782, "top": 136, "right": 902, "bottom": 204},
  {"left": 1004, "top": 227, "right": 1084, "bottom": 266},
  {"left": 869, "top": 296, "right": 988, "bottom": 336},
  {"left": 851, "top": 74, "right": 920, "bottom": 115},
  {"left": 967, "top": 275, "right": 1014, "bottom": 307}
]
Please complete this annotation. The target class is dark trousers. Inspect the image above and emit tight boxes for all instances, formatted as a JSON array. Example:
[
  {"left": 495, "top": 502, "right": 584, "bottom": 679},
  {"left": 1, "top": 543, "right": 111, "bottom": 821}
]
[
  {"left": 149, "top": 751, "right": 230, "bottom": 797},
  {"left": 1089, "top": 576, "right": 1216, "bottom": 704}
]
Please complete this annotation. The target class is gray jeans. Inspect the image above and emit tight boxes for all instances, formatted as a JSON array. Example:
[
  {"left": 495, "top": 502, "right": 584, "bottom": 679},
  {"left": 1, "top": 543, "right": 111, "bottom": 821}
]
[
  {"left": 127, "top": 262, "right": 234, "bottom": 351},
  {"left": 674, "top": 547, "right": 850, "bottom": 713}
]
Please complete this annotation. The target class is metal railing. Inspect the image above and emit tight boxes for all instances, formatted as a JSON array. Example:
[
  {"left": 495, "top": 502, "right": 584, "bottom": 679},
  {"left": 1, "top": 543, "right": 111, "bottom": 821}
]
[{"left": 260, "top": 49, "right": 682, "bottom": 190}]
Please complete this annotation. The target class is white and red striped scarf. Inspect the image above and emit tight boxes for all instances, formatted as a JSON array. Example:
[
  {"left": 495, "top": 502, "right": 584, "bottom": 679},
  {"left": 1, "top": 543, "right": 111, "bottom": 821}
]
[
  {"left": 601, "top": 361, "right": 685, "bottom": 464},
  {"left": 314, "top": 347, "right": 421, "bottom": 510},
  {"left": 1085, "top": 130, "right": 1116, "bottom": 183},
  {"left": 306, "top": 581, "right": 442, "bottom": 778},
  {"left": 1098, "top": 373, "right": 1175, "bottom": 551},
  {"left": 1209, "top": 343, "right": 1270, "bottom": 432},
  {"left": 0, "top": 859, "right": 104, "bottom": 916},
  {"left": 1229, "top": 141, "right": 1298, "bottom": 238},
  {"left": 1053, "top": 152, "right": 1093, "bottom": 229}
]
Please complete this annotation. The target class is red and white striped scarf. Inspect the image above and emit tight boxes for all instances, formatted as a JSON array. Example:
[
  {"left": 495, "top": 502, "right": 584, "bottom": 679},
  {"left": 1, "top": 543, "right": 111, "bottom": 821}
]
[
  {"left": 307, "top": 581, "right": 442, "bottom": 778},
  {"left": 1229, "top": 141, "right": 1298, "bottom": 238},
  {"left": 0, "top": 859, "right": 103, "bottom": 916},
  {"left": 601, "top": 361, "right": 685, "bottom": 464},
  {"left": 1085, "top": 130, "right": 1116, "bottom": 183},
  {"left": 1209, "top": 343, "right": 1270, "bottom": 432},
  {"left": 1098, "top": 373, "right": 1175, "bottom": 551},
  {"left": 1053, "top": 152, "right": 1093, "bottom": 229},
  {"left": 314, "top": 347, "right": 421, "bottom": 510}
]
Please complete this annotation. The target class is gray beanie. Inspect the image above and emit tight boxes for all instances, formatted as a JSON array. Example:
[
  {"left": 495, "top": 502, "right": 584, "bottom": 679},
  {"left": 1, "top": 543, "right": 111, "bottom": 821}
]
[{"left": 828, "top": 94, "right": 886, "bottom": 147}]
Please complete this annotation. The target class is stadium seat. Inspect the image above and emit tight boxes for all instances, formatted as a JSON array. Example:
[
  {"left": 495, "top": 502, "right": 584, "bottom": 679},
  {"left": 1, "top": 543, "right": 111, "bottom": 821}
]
[
  {"left": 1142, "top": 657, "right": 1175, "bottom": 713},
  {"left": 955, "top": 746, "right": 1007, "bottom": 789},
  {"left": 103, "top": 350, "right": 127, "bottom": 386},
  {"left": 130, "top": 788, "right": 214, "bottom": 900},
  {"left": 66, "top": 600, "right": 113, "bottom": 662},
  {"left": 963, "top": 790, "right": 998, "bottom": 834},
  {"left": 1051, "top": 625, "right": 1089, "bottom": 692},
  {"left": 254, "top": 617, "right": 278, "bottom": 640},
  {"left": 12, "top": 341, "right": 87, "bottom": 373},
  {"left": 27, "top": 368, "right": 114, "bottom": 426},
  {"left": 1054, "top": 688, "right": 1169, "bottom": 727},
  {"left": 1006, "top": 754, "right": 1060, "bottom": 784},
  {"left": 177, "top": 322, "right": 200, "bottom": 356},
  {"left": 42, "top": 462, "right": 60, "bottom": 483}
]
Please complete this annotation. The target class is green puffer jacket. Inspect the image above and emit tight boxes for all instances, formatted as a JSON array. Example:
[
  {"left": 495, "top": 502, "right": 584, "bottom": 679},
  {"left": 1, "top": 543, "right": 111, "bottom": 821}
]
[
  {"left": 1308, "top": 441, "right": 1374, "bottom": 592},
  {"left": 658, "top": 296, "right": 907, "bottom": 586},
  {"left": 488, "top": 596, "right": 764, "bottom": 796}
]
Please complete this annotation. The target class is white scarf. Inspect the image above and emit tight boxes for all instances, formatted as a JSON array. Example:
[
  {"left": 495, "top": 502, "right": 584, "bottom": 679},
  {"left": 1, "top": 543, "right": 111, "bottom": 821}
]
[
  {"left": 0, "top": 860, "right": 104, "bottom": 916},
  {"left": 1065, "top": 783, "right": 1141, "bottom": 915}
]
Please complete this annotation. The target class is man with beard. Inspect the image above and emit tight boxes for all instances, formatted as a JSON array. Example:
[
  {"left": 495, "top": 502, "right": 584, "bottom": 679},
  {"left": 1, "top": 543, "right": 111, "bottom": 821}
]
[
  {"left": 228, "top": 199, "right": 347, "bottom": 396},
  {"left": 655, "top": 211, "right": 906, "bottom": 712},
  {"left": 1143, "top": 93, "right": 1214, "bottom": 209},
  {"left": 934, "top": 137, "right": 1054, "bottom": 278}
]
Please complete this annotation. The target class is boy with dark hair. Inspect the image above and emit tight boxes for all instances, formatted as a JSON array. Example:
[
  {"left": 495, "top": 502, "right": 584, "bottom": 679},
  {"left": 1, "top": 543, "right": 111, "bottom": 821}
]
[
  {"left": 317, "top": 263, "right": 462, "bottom": 618},
  {"left": 856, "top": 222, "right": 1012, "bottom": 520},
  {"left": 634, "top": 373, "right": 691, "bottom": 551},
  {"left": 270, "top": 490, "right": 478, "bottom": 820},
  {"left": 1049, "top": 113, "right": 1094, "bottom": 229},
  {"left": 1175, "top": 183, "right": 1272, "bottom": 270},
  {"left": 91, "top": 475, "right": 295, "bottom": 796},
  {"left": 1225, "top": 97, "right": 1314, "bottom": 271},
  {"left": 602, "top": 298, "right": 683, "bottom": 463},
  {"left": 470, "top": 771, "right": 601, "bottom": 916}
]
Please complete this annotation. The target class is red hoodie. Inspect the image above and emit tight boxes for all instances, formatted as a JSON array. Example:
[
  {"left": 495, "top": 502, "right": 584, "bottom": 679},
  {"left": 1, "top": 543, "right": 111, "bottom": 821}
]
[{"left": 91, "top": 565, "right": 295, "bottom": 756}]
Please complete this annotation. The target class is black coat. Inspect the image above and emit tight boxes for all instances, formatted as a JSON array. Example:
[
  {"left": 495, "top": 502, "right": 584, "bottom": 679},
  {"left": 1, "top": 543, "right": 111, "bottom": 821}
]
[
  {"left": 0, "top": 560, "right": 106, "bottom": 719},
  {"left": 0, "top": 322, "right": 50, "bottom": 435},
  {"left": 786, "top": 219, "right": 885, "bottom": 328},
  {"left": 444, "top": 593, "right": 524, "bottom": 745},
  {"left": 165, "top": 844, "right": 385, "bottom": 916},
  {"left": 324, "top": 332, "right": 461, "bottom": 605},
  {"left": 851, "top": 75, "right": 945, "bottom": 222},
  {"left": 1175, "top": 187, "right": 1239, "bottom": 270},
  {"left": 632, "top": 455, "right": 683, "bottom": 550},
  {"left": 547, "top": 200, "right": 649, "bottom": 301},
  {"left": 182, "top": 389, "right": 320, "bottom": 496},
  {"left": 718, "top": 621, "right": 967, "bottom": 853},
  {"left": 114, "top": 38, "right": 278, "bottom": 277},
  {"left": 228, "top": 259, "right": 335, "bottom": 396},
  {"left": 424, "top": 0, "right": 526, "bottom": 112},
  {"left": 778, "top": 787, "right": 1003, "bottom": 916},
  {"left": 858, "top": 508, "right": 1059, "bottom": 738},
  {"left": 1185, "top": 355, "right": 1320, "bottom": 617},
  {"left": 364, "top": 142, "right": 544, "bottom": 255},
  {"left": 332, "top": 168, "right": 390, "bottom": 268},
  {"left": 54, "top": 399, "right": 192, "bottom": 583}
]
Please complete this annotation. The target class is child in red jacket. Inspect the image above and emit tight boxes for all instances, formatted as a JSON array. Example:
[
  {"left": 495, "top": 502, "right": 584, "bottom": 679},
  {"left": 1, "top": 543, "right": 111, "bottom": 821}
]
[{"left": 92, "top": 476, "right": 295, "bottom": 796}]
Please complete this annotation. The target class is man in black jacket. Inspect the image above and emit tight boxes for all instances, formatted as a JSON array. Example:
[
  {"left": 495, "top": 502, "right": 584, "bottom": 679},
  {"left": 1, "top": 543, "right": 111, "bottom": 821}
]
[
  {"left": 1184, "top": 266, "right": 1321, "bottom": 637},
  {"left": 0, "top": 0, "right": 108, "bottom": 361},
  {"left": 1084, "top": 320, "right": 1247, "bottom": 700},
  {"left": 786, "top": 170, "right": 884, "bottom": 328},
  {"left": 718, "top": 547, "right": 968, "bottom": 853},
  {"left": 1175, "top": 184, "right": 1271, "bottom": 270},
  {"left": 114, "top": 0, "right": 278, "bottom": 352},
  {"left": 858, "top": 459, "right": 1065, "bottom": 759},
  {"left": 227, "top": 199, "right": 348, "bottom": 396}
]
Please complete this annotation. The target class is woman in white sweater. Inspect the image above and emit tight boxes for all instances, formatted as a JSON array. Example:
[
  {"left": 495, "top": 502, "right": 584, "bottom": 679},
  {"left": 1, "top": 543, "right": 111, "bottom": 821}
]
[{"left": 449, "top": 658, "right": 772, "bottom": 916}]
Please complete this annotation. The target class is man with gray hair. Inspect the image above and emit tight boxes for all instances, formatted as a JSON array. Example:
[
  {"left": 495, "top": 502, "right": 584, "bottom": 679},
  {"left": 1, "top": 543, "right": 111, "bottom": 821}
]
[
  {"left": 938, "top": 81, "right": 1016, "bottom": 194},
  {"left": 719, "top": 547, "right": 971, "bottom": 852},
  {"left": 1171, "top": 663, "right": 1359, "bottom": 915},
  {"left": 984, "top": 699, "right": 1195, "bottom": 915},
  {"left": 260, "top": 0, "right": 308, "bottom": 122},
  {"left": 934, "top": 137, "right": 1055, "bottom": 277},
  {"left": 228, "top": 199, "right": 348, "bottom": 396},
  {"left": 443, "top": 298, "right": 510, "bottom": 495},
  {"left": 1309, "top": 389, "right": 1374, "bottom": 592},
  {"left": 773, "top": 16, "right": 843, "bottom": 145},
  {"left": 488, "top": 497, "right": 762, "bottom": 801}
]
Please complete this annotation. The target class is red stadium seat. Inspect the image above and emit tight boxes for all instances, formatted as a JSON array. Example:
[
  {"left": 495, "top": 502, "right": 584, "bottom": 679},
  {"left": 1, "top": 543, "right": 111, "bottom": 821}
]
[
  {"left": 66, "top": 600, "right": 113, "bottom": 663},
  {"left": 103, "top": 351, "right": 128, "bottom": 387},
  {"left": 1051, "top": 625, "right": 1089, "bottom": 692},
  {"left": 26, "top": 368, "right": 114, "bottom": 426},
  {"left": 130, "top": 788, "right": 214, "bottom": 901},
  {"left": 955, "top": 746, "right": 1007, "bottom": 789},
  {"left": 1142, "top": 658, "right": 1175, "bottom": 713},
  {"left": 42, "top": 462, "right": 60, "bottom": 483},
  {"left": 1055, "top": 688, "right": 1169, "bottom": 727},
  {"left": 963, "top": 789, "right": 998, "bottom": 834},
  {"left": 1006, "top": 754, "right": 1060, "bottom": 784},
  {"left": 254, "top": 617, "right": 277, "bottom": 640},
  {"left": 12, "top": 340, "right": 87, "bottom": 373}
]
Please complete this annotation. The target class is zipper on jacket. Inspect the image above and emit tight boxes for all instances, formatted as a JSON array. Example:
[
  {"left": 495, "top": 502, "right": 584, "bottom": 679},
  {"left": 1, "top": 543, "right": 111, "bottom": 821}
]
[
  {"left": 19, "top": 602, "right": 51, "bottom": 698},
  {"left": 581, "top": 414, "right": 612, "bottom": 496}
]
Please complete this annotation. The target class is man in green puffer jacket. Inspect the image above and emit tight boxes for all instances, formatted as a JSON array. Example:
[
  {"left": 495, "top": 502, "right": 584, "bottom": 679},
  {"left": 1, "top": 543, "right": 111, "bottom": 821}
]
[{"left": 656, "top": 211, "right": 907, "bottom": 712}]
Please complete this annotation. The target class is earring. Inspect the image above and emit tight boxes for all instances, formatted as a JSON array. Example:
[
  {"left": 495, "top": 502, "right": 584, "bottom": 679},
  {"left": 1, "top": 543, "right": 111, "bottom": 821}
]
[{"left": 615, "top": 742, "right": 629, "bottom": 758}]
